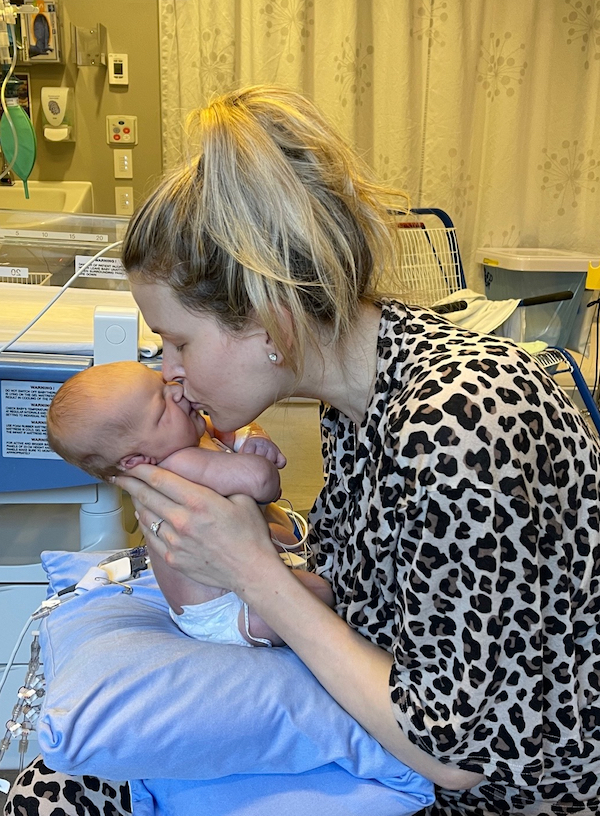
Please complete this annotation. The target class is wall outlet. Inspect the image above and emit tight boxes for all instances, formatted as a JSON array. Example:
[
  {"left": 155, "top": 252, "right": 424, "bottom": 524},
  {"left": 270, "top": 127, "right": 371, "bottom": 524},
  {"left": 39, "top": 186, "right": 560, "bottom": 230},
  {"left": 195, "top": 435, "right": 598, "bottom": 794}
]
[
  {"left": 114, "top": 148, "right": 133, "bottom": 179},
  {"left": 115, "top": 186, "right": 134, "bottom": 216}
]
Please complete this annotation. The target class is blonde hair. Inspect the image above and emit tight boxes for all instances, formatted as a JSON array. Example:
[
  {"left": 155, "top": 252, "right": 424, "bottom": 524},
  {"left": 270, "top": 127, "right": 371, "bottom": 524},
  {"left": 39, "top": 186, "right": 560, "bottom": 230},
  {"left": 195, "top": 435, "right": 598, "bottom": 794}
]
[
  {"left": 47, "top": 363, "right": 140, "bottom": 481},
  {"left": 122, "top": 85, "right": 408, "bottom": 374}
]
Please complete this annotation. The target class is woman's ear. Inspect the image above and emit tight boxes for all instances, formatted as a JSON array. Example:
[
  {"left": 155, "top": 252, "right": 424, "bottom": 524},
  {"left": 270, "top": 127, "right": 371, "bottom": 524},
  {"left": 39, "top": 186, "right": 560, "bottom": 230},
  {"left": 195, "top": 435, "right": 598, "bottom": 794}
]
[
  {"left": 264, "top": 306, "right": 295, "bottom": 361},
  {"left": 119, "top": 453, "right": 154, "bottom": 470}
]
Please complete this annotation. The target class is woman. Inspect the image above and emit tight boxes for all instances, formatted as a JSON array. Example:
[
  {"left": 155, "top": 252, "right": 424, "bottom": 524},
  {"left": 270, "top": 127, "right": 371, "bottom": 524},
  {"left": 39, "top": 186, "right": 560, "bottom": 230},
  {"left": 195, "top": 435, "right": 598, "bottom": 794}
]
[
  {"left": 118, "top": 86, "right": 600, "bottom": 814},
  {"left": 7, "top": 86, "right": 599, "bottom": 815}
]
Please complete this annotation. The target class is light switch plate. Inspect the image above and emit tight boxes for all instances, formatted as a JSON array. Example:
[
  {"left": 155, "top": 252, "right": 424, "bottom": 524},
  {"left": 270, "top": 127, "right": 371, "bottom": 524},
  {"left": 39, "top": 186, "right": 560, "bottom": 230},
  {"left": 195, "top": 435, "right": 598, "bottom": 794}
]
[
  {"left": 115, "top": 186, "right": 134, "bottom": 215},
  {"left": 113, "top": 148, "right": 133, "bottom": 179}
]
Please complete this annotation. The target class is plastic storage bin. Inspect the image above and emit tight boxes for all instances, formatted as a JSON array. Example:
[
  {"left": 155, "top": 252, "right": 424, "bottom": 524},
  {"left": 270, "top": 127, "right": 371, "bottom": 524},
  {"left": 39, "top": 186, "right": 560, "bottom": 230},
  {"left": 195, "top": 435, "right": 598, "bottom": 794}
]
[{"left": 476, "top": 247, "right": 590, "bottom": 347}]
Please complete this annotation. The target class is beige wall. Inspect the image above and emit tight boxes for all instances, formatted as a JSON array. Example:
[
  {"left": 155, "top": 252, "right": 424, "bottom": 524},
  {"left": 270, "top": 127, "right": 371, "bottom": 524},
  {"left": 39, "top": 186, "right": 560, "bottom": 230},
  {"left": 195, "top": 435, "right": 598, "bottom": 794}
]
[{"left": 24, "top": 0, "right": 162, "bottom": 215}]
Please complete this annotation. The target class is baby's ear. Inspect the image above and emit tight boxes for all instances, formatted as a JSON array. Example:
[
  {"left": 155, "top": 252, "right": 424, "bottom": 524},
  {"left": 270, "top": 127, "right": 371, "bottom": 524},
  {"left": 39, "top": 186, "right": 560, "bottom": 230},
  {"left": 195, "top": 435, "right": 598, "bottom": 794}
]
[{"left": 119, "top": 453, "right": 154, "bottom": 470}]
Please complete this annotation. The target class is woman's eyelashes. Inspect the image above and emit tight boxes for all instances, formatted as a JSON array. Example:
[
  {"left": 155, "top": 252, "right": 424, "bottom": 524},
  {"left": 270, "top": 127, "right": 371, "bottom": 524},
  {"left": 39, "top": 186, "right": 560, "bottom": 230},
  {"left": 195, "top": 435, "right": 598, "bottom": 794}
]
[{"left": 161, "top": 335, "right": 185, "bottom": 353}]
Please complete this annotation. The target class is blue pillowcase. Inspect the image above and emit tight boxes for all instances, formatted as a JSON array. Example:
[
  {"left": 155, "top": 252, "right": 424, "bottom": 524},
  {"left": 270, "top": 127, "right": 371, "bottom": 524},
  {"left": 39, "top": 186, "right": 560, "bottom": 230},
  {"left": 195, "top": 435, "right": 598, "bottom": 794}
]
[{"left": 37, "top": 550, "right": 434, "bottom": 816}]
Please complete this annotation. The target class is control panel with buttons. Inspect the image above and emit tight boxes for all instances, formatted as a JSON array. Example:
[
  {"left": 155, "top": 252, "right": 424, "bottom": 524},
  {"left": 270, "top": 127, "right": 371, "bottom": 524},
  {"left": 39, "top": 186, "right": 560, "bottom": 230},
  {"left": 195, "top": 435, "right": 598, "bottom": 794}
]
[{"left": 106, "top": 115, "right": 138, "bottom": 145}]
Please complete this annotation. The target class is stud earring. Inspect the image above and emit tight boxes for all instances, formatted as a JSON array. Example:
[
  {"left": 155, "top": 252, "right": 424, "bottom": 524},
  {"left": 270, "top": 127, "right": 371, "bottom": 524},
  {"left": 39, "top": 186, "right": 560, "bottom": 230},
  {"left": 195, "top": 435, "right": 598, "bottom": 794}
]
[{"left": 268, "top": 352, "right": 278, "bottom": 363}]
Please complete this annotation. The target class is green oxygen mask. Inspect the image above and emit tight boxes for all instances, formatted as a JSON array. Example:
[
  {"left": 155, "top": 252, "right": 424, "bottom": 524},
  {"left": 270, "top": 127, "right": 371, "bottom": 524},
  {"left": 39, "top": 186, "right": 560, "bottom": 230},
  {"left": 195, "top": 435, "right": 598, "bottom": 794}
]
[{"left": 0, "top": 76, "right": 37, "bottom": 198}]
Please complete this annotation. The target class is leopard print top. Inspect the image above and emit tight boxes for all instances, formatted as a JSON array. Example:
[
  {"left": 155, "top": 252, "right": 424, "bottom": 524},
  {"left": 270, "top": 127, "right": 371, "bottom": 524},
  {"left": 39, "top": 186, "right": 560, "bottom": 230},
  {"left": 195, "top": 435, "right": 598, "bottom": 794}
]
[{"left": 309, "top": 300, "right": 600, "bottom": 814}]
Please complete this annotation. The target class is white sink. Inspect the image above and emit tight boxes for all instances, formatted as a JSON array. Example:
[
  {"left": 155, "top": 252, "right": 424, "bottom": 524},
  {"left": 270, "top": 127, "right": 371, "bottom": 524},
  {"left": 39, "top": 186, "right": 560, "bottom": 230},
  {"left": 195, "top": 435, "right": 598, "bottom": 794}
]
[{"left": 0, "top": 180, "right": 93, "bottom": 213}]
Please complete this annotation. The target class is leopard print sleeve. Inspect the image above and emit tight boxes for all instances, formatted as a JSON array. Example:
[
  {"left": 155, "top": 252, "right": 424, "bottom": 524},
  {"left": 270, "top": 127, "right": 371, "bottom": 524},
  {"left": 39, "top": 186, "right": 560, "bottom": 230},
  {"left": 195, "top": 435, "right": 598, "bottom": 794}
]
[{"left": 389, "top": 481, "right": 589, "bottom": 788}]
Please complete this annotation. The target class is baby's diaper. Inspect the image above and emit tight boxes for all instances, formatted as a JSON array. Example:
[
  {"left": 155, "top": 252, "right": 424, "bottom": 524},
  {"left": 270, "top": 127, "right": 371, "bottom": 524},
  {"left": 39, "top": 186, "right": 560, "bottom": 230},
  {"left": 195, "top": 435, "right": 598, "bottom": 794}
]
[{"left": 171, "top": 592, "right": 253, "bottom": 647}]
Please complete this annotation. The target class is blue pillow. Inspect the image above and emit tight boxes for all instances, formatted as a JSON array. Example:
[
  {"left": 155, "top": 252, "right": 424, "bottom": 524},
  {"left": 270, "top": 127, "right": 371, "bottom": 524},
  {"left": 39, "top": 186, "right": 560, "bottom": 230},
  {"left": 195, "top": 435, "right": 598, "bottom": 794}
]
[
  {"left": 130, "top": 767, "right": 431, "bottom": 816},
  {"left": 38, "top": 550, "right": 434, "bottom": 815}
]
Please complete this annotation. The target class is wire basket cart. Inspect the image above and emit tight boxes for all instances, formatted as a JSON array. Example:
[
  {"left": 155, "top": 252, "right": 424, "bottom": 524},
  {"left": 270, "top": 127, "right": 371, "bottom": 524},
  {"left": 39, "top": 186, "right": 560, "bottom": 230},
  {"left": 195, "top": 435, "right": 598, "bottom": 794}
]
[
  {"left": 532, "top": 347, "right": 600, "bottom": 433},
  {"left": 395, "top": 208, "right": 465, "bottom": 307},
  {"left": 394, "top": 207, "right": 600, "bottom": 436}
]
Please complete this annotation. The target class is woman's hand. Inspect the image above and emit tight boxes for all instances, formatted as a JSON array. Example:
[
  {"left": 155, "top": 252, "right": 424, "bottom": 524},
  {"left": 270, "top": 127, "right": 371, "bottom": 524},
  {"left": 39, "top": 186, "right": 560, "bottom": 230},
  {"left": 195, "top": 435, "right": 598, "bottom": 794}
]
[{"left": 115, "top": 464, "right": 284, "bottom": 591}]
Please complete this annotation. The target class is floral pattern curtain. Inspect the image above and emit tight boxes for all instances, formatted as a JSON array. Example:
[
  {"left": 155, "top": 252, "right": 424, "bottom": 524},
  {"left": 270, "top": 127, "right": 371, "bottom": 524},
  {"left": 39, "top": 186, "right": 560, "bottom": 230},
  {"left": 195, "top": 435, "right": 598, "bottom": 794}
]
[{"left": 158, "top": 0, "right": 600, "bottom": 287}]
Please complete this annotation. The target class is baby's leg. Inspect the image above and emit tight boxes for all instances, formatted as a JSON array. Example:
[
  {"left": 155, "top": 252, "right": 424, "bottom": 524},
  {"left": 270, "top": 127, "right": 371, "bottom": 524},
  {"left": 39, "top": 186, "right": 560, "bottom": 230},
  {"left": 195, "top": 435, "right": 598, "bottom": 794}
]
[
  {"left": 269, "top": 521, "right": 301, "bottom": 550},
  {"left": 291, "top": 569, "right": 335, "bottom": 608},
  {"left": 263, "top": 503, "right": 304, "bottom": 550},
  {"left": 149, "top": 547, "right": 225, "bottom": 615},
  {"left": 262, "top": 502, "right": 294, "bottom": 530},
  {"left": 238, "top": 605, "right": 285, "bottom": 647},
  {"left": 239, "top": 569, "right": 334, "bottom": 647}
]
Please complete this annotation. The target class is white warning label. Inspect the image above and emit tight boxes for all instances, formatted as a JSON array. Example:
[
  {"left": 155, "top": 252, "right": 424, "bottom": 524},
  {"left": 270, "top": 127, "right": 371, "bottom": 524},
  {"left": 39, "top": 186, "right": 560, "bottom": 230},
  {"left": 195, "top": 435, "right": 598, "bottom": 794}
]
[
  {"left": 75, "top": 255, "right": 127, "bottom": 280},
  {"left": 1, "top": 380, "right": 62, "bottom": 459}
]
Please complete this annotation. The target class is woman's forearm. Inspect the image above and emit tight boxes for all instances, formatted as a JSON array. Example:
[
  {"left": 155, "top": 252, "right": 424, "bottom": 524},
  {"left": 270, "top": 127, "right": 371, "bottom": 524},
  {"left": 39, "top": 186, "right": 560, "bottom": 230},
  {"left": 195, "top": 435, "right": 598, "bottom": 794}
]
[{"left": 237, "top": 556, "right": 484, "bottom": 791}]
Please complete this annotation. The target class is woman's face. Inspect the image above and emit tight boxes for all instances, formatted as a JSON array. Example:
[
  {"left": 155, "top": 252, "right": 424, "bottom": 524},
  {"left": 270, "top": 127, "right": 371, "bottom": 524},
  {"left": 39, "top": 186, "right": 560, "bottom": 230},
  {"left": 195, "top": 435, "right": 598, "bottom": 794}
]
[{"left": 131, "top": 282, "right": 286, "bottom": 432}]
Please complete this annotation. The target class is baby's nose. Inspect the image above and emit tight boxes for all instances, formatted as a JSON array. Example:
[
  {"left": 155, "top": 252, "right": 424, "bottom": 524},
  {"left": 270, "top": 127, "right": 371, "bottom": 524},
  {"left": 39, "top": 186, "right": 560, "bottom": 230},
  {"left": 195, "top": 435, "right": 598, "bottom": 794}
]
[{"left": 164, "top": 380, "right": 184, "bottom": 401}]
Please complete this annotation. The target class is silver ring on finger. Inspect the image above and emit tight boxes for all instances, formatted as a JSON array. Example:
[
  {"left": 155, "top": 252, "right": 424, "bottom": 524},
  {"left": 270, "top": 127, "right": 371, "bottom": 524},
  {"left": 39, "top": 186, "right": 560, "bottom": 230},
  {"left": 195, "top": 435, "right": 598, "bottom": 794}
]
[{"left": 150, "top": 518, "right": 165, "bottom": 536}]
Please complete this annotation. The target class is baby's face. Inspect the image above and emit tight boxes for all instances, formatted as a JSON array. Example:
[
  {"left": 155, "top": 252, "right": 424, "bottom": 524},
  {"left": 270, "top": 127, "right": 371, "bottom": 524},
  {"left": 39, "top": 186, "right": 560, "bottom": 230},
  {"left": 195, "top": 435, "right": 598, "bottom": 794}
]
[{"left": 128, "top": 368, "right": 206, "bottom": 464}]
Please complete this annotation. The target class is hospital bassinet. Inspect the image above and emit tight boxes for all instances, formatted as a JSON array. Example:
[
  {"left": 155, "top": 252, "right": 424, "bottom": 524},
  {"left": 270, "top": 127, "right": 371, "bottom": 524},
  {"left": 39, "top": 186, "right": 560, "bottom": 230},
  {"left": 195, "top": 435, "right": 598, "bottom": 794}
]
[{"left": 0, "top": 209, "right": 145, "bottom": 769}]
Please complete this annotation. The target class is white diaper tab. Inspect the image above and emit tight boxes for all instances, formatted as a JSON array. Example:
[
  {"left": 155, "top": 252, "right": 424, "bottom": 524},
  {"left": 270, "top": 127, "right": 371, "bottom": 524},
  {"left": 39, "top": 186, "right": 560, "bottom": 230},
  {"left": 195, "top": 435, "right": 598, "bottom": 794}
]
[
  {"left": 271, "top": 507, "right": 310, "bottom": 569},
  {"left": 279, "top": 551, "right": 308, "bottom": 568},
  {"left": 170, "top": 592, "right": 252, "bottom": 647}
]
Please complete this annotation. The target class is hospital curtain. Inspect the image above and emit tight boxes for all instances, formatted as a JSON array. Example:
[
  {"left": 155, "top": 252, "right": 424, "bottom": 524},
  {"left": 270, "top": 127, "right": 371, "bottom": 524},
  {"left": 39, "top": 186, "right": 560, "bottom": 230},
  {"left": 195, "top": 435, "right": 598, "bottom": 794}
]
[{"left": 158, "top": 0, "right": 600, "bottom": 286}]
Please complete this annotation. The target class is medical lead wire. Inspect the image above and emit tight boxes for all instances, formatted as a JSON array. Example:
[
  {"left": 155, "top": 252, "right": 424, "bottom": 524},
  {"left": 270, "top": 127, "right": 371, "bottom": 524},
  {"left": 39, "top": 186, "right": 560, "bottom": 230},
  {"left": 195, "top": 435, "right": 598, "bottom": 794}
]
[
  {"left": 0, "top": 10, "right": 19, "bottom": 180},
  {"left": 0, "top": 630, "right": 44, "bottom": 769},
  {"left": 0, "top": 549, "right": 150, "bottom": 777}
]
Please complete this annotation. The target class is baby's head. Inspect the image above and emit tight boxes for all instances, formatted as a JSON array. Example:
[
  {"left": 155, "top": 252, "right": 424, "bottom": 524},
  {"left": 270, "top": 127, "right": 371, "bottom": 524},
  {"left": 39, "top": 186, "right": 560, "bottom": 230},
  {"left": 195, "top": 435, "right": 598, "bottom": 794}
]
[{"left": 47, "top": 361, "right": 204, "bottom": 480}]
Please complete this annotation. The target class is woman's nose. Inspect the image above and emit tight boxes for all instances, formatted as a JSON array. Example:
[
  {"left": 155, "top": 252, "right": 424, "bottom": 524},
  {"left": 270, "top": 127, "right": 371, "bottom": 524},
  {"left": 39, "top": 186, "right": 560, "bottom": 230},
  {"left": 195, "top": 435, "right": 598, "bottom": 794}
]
[{"left": 161, "top": 350, "right": 184, "bottom": 384}]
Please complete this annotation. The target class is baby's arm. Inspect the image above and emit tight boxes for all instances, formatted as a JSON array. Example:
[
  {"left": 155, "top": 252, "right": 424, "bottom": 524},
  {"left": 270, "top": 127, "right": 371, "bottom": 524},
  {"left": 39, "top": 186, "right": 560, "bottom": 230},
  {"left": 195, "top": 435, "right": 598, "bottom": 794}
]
[{"left": 159, "top": 440, "right": 281, "bottom": 504}]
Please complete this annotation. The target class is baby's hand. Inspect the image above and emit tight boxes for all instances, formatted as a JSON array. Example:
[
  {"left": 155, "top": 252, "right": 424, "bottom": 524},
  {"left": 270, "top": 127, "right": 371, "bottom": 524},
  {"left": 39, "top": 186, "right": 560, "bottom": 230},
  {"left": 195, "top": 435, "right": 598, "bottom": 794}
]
[
  {"left": 232, "top": 422, "right": 287, "bottom": 468},
  {"left": 238, "top": 435, "right": 287, "bottom": 469}
]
